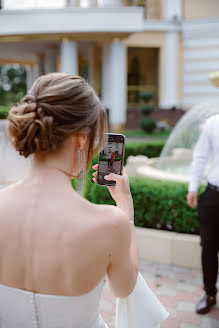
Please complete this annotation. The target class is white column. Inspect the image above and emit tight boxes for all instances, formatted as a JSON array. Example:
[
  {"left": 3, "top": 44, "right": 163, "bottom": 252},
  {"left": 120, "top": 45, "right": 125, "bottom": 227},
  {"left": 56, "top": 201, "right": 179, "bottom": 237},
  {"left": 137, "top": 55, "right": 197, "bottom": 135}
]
[
  {"left": 60, "top": 40, "right": 78, "bottom": 75},
  {"left": 108, "top": 39, "right": 127, "bottom": 129},
  {"left": 98, "top": 0, "right": 123, "bottom": 7},
  {"left": 45, "top": 47, "right": 58, "bottom": 74},
  {"left": 35, "top": 53, "right": 45, "bottom": 77},
  {"left": 25, "top": 65, "right": 33, "bottom": 93},
  {"left": 165, "top": 0, "right": 182, "bottom": 21},
  {"left": 161, "top": 31, "right": 179, "bottom": 108},
  {"left": 32, "top": 65, "right": 38, "bottom": 83},
  {"left": 101, "top": 43, "right": 111, "bottom": 109},
  {"left": 88, "top": 43, "right": 95, "bottom": 87}
]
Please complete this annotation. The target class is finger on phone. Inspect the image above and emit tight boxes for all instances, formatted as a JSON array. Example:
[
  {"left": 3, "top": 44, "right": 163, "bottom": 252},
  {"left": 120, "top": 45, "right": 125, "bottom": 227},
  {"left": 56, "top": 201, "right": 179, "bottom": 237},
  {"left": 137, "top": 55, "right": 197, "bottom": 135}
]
[
  {"left": 92, "top": 164, "right": 98, "bottom": 170},
  {"left": 104, "top": 172, "right": 120, "bottom": 181},
  {"left": 92, "top": 177, "right": 97, "bottom": 183},
  {"left": 92, "top": 171, "right": 98, "bottom": 177}
]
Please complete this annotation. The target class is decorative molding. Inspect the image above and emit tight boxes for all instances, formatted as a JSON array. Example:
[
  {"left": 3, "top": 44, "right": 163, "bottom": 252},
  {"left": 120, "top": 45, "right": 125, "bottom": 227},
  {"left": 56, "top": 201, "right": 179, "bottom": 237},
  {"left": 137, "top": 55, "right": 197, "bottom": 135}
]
[
  {"left": 0, "top": 58, "right": 35, "bottom": 66},
  {"left": 143, "top": 19, "right": 181, "bottom": 32},
  {"left": 0, "top": 32, "right": 130, "bottom": 43}
]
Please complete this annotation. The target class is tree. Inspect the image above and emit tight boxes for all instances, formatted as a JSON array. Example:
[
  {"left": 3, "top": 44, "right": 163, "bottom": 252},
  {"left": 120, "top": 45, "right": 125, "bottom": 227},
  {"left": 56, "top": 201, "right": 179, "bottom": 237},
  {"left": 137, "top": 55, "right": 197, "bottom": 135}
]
[{"left": 0, "top": 64, "right": 26, "bottom": 106}]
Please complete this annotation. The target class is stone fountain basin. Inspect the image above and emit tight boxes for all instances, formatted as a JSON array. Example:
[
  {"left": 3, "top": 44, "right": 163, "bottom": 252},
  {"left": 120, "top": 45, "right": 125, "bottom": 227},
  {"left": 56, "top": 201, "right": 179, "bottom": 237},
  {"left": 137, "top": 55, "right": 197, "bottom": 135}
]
[{"left": 125, "top": 155, "right": 192, "bottom": 183}]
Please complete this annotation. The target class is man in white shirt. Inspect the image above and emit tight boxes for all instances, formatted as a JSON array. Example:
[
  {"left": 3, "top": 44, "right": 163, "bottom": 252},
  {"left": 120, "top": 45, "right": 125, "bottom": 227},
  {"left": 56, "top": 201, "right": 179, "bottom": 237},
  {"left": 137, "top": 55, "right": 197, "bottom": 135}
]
[{"left": 187, "top": 115, "right": 219, "bottom": 314}]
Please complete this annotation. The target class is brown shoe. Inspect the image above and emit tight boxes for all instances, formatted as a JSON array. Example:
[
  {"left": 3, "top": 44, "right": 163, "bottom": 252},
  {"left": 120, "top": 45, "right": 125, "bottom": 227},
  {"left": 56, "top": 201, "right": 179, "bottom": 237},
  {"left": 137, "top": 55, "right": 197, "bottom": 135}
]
[{"left": 196, "top": 294, "right": 217, "bottom": 314}]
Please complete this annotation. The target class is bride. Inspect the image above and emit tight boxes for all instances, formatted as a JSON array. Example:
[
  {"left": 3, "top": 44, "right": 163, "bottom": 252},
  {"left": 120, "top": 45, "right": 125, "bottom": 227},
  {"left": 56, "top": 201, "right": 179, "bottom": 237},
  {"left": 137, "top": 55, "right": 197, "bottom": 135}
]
[{"left": 0, "top": 72, "right": 167, "bottom": 327}]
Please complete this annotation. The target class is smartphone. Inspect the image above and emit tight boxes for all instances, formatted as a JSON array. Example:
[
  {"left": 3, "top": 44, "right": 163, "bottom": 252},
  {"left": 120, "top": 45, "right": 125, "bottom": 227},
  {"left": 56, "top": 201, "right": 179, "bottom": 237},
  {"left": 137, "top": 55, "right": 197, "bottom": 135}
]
[{"left": 97, "top": 133, "right": 125, "bottom": 186}]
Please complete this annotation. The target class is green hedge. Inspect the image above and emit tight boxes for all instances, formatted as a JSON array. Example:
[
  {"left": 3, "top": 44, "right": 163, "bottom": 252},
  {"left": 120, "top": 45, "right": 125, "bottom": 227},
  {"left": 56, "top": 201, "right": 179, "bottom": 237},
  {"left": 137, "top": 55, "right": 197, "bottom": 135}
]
[
  {"left": 86, "top": 176, "right": 204, "bottom": 235},
  {"left": 82, "top": 140, "right": 165, "bottom": 200},
  {"left": 79, "top": 140, "right": 203, "bottom": 235}
]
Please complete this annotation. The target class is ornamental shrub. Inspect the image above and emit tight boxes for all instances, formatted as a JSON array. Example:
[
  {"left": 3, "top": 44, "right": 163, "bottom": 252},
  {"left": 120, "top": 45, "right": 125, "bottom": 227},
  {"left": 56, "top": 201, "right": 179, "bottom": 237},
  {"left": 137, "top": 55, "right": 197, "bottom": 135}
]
[
  {"left": 140, "top": 104, "right": 154, "bottom": 115},
  {"left": 139, "top": 90, "right": 154, "bottom": 102},
  {"left": 139, "top": 117, "right": 157, "bottom": 133}
]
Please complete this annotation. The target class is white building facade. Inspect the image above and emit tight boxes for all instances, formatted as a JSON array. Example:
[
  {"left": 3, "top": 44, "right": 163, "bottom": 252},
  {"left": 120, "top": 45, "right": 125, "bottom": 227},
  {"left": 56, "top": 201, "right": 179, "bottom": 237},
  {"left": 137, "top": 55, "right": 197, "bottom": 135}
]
[{"left": 0, "top": 0, "right": 219, "bottom": 131}]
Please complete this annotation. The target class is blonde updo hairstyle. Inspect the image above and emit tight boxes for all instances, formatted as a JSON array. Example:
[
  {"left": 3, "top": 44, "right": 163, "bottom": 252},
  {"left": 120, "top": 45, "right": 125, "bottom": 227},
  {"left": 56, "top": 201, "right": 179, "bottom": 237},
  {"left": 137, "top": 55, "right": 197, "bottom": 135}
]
[{"left": 8, "top": 72, "right": 108, "bottom": 171}]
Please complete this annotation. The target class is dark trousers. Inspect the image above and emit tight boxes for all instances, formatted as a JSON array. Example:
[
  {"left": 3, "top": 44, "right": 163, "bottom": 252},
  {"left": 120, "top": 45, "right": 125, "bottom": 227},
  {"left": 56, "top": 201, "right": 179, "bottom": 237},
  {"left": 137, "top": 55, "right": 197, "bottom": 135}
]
[{"left": 198, "top": 185, "right": 219, "bottom": 296}]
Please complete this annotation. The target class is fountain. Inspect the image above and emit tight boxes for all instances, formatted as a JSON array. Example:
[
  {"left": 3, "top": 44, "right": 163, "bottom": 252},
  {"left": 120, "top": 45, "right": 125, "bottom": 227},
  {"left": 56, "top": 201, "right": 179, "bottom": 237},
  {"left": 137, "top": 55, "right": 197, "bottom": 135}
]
[
  {"left": 1, "top": 72, "right": 219, "bottom": 188},
  {"left": 126, "top": 71, "right": 219, "bottom": 182}
]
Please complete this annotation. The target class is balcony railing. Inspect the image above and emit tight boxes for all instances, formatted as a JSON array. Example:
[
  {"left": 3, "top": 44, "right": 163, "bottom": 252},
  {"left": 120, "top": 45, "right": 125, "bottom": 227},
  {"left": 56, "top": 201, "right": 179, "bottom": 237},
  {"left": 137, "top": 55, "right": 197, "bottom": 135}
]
[
  {"left": 1, "top": 0, "right": 161, "bottom": 19},
  {"left": 66, "top": 0, "right": 145, "bottom": 8},
  {"left": 127, "top": 84, "right": 157, "bottom": 107}
]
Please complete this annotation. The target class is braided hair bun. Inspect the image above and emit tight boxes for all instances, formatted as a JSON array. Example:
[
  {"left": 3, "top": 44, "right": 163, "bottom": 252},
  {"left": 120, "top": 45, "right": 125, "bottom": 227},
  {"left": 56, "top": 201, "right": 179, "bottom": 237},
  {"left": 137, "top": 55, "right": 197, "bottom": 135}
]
[
  {"left": 8, "top": 73, "right": 108, "bottom": 167},
  {"left": 8, "top": 94, "right": 54, "bottom": 158}
]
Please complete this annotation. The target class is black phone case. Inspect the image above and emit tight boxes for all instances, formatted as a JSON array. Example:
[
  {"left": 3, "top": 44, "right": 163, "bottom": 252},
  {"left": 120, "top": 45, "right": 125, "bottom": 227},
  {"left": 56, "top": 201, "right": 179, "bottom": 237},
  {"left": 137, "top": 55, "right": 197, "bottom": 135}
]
[{"left": 97, "top": 133, "right": 125, "bottom": 187}]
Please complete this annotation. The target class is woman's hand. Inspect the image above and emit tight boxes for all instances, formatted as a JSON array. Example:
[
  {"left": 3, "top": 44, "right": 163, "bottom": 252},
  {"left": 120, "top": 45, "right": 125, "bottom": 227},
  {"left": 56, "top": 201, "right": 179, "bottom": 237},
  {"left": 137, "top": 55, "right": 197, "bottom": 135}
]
[{"left": 92, "top": 164, "right": 134, "bottom": 219}]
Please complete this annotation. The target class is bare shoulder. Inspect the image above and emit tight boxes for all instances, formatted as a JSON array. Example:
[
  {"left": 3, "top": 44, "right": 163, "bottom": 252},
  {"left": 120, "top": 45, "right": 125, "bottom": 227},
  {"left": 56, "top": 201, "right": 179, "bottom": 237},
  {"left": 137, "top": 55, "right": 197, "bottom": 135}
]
[
  {"left": 92, "top": 202, "right": 127, "bottom": 223},
  {"left": 91, "top": 202, "right": 131, "bottom": 242},
  {"left": 0, "top": 184, "right": 15, "bottom": 205}
]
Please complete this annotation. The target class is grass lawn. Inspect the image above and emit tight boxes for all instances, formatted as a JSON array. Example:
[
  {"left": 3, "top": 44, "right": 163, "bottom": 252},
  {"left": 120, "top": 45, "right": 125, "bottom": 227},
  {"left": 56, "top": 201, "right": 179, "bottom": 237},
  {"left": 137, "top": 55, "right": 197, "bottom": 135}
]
[{"left": 123, "top": 129, "right": 171, "bottom": 138}]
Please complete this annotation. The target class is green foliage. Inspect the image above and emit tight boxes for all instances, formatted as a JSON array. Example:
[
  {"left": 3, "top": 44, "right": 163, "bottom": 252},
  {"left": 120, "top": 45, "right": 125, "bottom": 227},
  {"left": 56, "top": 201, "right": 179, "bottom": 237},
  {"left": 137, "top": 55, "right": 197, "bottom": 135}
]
[
  {"left": 139, "top": 90, "right": 154, "bottom": 102},
  {"left": 138, "top": 90, "right": 156, "bottom": 132},
  {"left": 73, "top": 141, "right": 202, "bottom": 235},
  {"left": 139, "top": 104, "right": 154, "bottom": 115},
  {"left": 123, "top": 129, "right": 171, "bottom": 138},
  {"left": 0, "top": 105, "right": 9, "bottom": 119},
  {"left": 0, "top": 64, "right": 26, "bottom": 107},
  {"left": 139, "top": 118, "right": 157, "bottom": 133},
  {"left": 86, "top": 176, "right": 205, "bottom": 235}
]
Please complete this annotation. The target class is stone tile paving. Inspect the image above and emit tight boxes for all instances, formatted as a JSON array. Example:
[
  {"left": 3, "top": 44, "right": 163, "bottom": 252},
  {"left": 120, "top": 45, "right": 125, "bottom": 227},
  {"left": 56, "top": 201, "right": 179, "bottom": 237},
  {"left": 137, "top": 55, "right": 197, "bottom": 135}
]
[{"left": 100, "top": 259, "right": 219, "bottom": 328}]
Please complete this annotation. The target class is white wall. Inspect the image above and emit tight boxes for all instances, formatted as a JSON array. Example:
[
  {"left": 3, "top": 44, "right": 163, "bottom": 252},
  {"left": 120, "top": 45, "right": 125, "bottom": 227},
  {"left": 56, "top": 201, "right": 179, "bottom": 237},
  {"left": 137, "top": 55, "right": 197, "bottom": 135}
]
[{"left": 182, "top": 18, "right": 219, "bottom": 107}]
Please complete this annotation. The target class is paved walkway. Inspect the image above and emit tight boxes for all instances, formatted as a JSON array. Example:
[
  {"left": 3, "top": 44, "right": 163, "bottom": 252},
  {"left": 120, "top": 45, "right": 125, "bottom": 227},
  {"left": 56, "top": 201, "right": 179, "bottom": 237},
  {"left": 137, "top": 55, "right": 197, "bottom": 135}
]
[{"left": 100, "top": 259, "right": 219, "bottom": 328}]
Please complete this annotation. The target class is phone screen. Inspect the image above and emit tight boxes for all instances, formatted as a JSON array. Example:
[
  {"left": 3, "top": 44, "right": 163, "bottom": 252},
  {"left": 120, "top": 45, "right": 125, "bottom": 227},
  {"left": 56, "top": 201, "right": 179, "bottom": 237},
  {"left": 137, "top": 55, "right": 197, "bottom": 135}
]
[{"left": 97, "top": 133, "right": 125, "bottom": 186}]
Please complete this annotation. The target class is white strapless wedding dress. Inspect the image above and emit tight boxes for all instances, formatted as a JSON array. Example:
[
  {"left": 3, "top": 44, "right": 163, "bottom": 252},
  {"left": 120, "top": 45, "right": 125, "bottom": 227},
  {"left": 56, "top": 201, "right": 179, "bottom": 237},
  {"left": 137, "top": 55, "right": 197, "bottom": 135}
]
[
  {"left": 0, "top": 271, "right": 168, "bottom": 328},
  {"left": 0, "top": 275, "right": 108, "bottom": 328}
]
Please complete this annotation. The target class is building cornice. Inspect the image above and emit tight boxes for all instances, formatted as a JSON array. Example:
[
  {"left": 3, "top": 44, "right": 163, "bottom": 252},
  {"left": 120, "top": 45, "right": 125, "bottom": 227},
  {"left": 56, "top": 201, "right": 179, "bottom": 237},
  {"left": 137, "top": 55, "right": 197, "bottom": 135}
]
[{"left": 0, "top": 7, "right": 144, "bottom": 36}]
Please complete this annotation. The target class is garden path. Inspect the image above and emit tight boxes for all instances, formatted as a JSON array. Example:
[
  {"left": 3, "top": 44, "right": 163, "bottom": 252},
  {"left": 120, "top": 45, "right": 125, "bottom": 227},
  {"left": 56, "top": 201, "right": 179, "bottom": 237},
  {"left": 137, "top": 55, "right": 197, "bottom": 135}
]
[{"left": 100, "top": 259, "right": 219, "bottom": 328}]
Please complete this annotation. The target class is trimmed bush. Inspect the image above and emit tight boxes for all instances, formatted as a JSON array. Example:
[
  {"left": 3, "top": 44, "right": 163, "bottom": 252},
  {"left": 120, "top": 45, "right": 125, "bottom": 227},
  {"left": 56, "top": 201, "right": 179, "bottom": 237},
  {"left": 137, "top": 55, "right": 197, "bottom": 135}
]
[
  {"left": 139, "top": 117, "right": 157, "bottom": 133},
  {"left": 140, "top": 104, "right": 154, "bottom": 115},
  {"left": 139, "top": 90, "right": 154, "bottom": 102},
  {"left": 86, "top": 176, "right": 205, "bottom": 235}
]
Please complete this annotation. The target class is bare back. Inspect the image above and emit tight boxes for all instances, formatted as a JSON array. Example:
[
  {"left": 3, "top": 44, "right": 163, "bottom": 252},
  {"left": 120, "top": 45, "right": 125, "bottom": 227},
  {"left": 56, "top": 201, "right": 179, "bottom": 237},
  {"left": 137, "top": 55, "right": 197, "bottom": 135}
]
[{"left": 0, "top": 177, "right": 113, "bottom": 296}]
